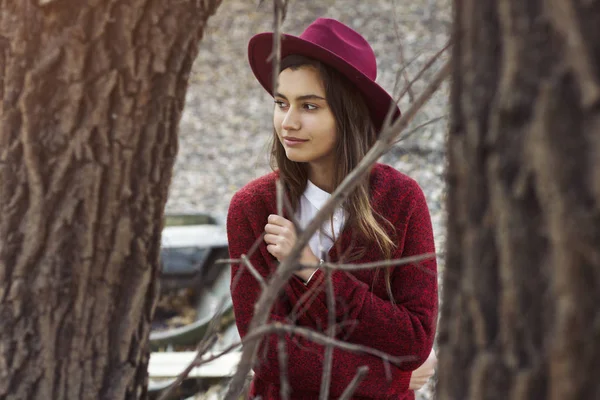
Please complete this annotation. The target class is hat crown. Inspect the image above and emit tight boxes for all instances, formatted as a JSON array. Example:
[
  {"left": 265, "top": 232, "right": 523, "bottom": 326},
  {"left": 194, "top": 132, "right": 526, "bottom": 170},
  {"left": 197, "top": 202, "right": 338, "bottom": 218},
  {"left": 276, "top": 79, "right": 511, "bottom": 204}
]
[{"left": 299, "top": 18, "right": 377, "bottom": 80}]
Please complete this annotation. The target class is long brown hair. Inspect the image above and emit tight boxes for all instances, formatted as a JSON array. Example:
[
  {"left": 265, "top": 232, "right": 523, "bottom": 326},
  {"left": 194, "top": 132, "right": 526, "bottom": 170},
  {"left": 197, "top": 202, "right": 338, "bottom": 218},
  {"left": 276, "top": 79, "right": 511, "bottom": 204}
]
[{"left": 270, "top": 55, "right": 397, "bottom": 300}]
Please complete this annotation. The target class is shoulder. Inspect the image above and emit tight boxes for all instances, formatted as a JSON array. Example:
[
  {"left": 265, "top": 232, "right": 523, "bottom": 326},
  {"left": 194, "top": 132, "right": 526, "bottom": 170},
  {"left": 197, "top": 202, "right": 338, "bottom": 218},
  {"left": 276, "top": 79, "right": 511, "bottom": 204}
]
[
  {"left": 370, "top": 163, "right": 424, "bottom": 198},
  {"left": 370, "top": 163, "right": 428, "bottom": 219},
  {"left": 228, "top": 171, "right": 278, "bottom": 216}
]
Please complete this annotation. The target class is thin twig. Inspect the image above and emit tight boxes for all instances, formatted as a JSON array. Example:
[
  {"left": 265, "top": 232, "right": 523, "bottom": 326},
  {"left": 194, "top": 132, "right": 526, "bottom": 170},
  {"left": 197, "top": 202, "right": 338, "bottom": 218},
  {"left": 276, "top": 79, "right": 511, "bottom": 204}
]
[
  {"left": 189, "top": 312, "right": 410, "bottom": 371},
  {"left": 277, "top": 179, "right": 284, "bottom": 217},
  {"left": 393, "top": 114, "right": 448, "bottom": 145},
  {"left": 385, "top": 50, "right": 424, "bottom": 128},
  {"left": 320, "top": 252, "right": 438, "bottom": 276},
  {"left": 282, "top": 190, "right": 302, "bottom": 232},
  {"left": 212, "top": 252, "right": 444, "bottom": 276},
  {"left": 157, "top": 298, "right": 227, "bottom": 400},
  {"left": 386, "top": 60, "right": 451, "bottom": 142},
  {"left": 391, "top": 47, "right": 424, "bottom": 102},
  {"left": 396, "top": 40, "right": 451, "bottom": 104},
  {"left": 191, "top": 317, "right": 416, "bottom": 373},
  {"left": 391, "top": 1, "right": 415, "bottom": 102},
  {"left": 248, "top": 323, "right": 417, "bottom": 366},
  {"left": 276, "top": 178, "right": 303, "bottom": 233},
  {"left": 270, "top": 0, "right": 285, "bottom": 95},
  {"left": 193, "top": 341, "right": 242, "bottom": 368},
  {"left": 242, "top": 254, "right": 266, "bottom": 288},
  {"left": 229, "top": 231, "right": 267, "bottom": 291},
  {"left": 383, "top": 39, "right": 452, "bottom": 132},
  {"left": 289, "top": 274, "right": 325, "bottom": 323},
  {"left": 339, "top": 366, "right": 370, "bottom": 400},
  {"left": 247, "top": 231, "right": 266, "bottom": 260},
  {"left": 319, "top": 268, "right": 336, "bottom": 399},
  {"left": 278, "top": 334, "right": 291, "bottom": 400},
  {"left": 216, "top": 258, "right": 242, "bottom": 265}
]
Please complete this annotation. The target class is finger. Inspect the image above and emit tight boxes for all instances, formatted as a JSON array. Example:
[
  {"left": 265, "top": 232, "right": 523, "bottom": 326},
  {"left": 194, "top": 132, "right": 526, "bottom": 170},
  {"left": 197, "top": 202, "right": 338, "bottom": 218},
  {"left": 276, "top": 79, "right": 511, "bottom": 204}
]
[
  {"left": 268, "top": 214, "right": 293, "bottom": 228},
  {"left": 266, "top": 225, "right": 295, "bottom": 242},
  {"left": 264, "top": 223, "right": 283, "bottom": 235},
  {"left": 266, "top": 244, "right": 280, "bottom": 260},
  {"left": 264, "top": 234, "right": 282, "bottom": 245}
]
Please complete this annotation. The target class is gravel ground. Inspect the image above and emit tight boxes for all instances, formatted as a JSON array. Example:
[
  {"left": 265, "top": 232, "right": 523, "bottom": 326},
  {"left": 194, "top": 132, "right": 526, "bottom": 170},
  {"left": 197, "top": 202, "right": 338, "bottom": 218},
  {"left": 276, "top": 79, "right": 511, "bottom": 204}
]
[{"left": 165, "top": 0, "right": 451, "bottom": 398}]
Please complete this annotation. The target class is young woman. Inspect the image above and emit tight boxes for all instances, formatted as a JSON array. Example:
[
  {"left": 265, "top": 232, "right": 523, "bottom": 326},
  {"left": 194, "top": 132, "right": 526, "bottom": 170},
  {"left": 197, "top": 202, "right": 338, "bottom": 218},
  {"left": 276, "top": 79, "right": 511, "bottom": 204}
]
[{"left": 227, "top": 18, "right": 438, "bottom": 399}]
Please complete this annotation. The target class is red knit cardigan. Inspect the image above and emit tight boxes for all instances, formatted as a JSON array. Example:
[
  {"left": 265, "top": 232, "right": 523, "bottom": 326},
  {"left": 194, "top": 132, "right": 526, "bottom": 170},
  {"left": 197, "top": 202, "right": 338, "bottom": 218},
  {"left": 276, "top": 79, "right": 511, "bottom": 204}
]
[{"left": 226, "top": 163, "right": 438, "bottom": 400}]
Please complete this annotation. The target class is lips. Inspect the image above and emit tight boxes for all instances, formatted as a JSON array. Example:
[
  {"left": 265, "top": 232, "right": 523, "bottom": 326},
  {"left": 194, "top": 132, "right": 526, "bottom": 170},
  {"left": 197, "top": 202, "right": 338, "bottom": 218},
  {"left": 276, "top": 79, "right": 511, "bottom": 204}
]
[{"left": 283, "top": 137, "right": 308, "bottom": 147}]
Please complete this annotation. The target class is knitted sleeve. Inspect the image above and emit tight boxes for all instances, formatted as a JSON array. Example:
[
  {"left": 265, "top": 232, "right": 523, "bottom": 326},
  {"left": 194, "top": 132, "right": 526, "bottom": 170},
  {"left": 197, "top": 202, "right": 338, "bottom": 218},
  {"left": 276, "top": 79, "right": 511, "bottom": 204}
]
[
  {"left": 227, "top": 188, "right": 413, "bottom": 397},
  {"left": 286, "top": 179, "right": 438, "bottom": 372}
]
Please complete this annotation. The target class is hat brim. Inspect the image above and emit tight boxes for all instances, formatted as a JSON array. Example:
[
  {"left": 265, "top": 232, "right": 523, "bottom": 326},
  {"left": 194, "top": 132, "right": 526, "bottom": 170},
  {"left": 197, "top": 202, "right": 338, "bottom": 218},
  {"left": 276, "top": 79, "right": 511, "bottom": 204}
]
[{"left": 248, "top": 32, "right": 401, "bottom": 132}]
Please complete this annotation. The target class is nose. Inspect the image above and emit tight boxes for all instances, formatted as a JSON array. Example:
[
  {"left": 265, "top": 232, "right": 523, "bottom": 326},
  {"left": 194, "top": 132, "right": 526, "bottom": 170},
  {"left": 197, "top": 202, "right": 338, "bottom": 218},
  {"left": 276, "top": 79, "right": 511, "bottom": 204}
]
[{"left": 281, "top": 107, "right": 300, "bottom": 131}]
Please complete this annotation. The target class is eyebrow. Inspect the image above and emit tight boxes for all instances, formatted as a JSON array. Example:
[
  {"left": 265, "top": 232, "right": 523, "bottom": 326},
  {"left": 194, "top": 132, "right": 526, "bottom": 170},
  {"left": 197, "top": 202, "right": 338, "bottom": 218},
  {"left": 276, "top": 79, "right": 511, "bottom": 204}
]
[{"left": 275, "top": 92, "right": 326, "bottom": 102}]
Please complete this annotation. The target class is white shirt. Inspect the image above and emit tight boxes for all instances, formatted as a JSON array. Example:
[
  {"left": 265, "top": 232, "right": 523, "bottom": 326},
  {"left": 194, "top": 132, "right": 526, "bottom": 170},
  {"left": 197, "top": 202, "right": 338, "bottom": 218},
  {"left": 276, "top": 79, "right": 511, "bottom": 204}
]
[{"left": 294, "top": 180, "right": 346, "bottom": 259}]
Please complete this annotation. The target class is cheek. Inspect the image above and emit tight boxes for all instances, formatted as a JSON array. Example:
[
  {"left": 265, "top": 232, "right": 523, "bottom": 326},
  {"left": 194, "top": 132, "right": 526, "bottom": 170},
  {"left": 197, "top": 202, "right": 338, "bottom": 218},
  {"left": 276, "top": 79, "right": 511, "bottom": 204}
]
[
  {"left": 273, "top": 112, "right": 283, "bottom": 134},
  {"left": 324, "top": 121, "right": 337, "bottom": 147}
]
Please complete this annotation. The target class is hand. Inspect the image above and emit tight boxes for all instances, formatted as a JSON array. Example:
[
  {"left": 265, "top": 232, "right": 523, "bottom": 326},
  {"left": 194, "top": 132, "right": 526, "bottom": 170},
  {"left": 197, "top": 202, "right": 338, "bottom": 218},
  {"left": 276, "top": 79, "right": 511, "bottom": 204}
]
[
  {"left": 408, "top": 348, "right": 437, "bottom": 391},
  {"left": 264, "top": 214, "right": 319, "bottom": 280}
]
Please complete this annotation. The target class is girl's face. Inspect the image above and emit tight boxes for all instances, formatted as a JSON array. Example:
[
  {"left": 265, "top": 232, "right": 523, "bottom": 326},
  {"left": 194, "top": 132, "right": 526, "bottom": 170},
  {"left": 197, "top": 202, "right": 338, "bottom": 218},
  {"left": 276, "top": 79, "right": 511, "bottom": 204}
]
[{"left": 273, "top": 66, "right": 337, "bottom": 169}]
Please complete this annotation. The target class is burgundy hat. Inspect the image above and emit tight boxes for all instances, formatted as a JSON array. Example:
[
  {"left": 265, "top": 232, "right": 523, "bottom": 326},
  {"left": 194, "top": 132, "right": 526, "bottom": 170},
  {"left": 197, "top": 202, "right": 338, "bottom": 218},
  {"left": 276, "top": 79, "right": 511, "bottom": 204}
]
[{"left": 248, "top": 18, "right": 401, "bottom": 132}]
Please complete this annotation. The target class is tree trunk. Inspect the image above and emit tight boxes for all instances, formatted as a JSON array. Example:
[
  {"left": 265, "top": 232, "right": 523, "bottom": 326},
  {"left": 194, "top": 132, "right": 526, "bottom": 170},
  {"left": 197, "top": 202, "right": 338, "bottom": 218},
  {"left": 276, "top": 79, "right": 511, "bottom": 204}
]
[
  {"left": 0, "top": 1, "right": 222, "bottom": 399},
  {"left": 438, "top": 0, "right": 600, "bottom": 399}
]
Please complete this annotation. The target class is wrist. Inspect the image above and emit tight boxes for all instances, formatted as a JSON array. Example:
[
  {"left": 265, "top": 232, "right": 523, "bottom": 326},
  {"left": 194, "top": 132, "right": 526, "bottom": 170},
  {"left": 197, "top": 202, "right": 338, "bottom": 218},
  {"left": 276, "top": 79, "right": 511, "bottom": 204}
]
[{"left": 300, "top": 247, "right": 320, "bottom": 266}]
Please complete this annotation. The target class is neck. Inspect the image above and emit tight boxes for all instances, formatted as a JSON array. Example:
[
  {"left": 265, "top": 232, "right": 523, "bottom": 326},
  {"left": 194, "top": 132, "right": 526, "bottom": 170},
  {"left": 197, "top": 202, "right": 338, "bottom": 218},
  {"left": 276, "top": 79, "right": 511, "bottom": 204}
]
[{"left": 307, "top": 161, "right": 336, "bottom": 193}]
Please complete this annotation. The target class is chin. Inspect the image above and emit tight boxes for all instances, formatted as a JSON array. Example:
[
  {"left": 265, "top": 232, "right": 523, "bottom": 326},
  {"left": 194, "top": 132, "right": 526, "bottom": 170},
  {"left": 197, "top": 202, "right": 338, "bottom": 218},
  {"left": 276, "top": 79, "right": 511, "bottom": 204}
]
[{"left": 284, "top": 149, "right": 310, "bottom": 163}]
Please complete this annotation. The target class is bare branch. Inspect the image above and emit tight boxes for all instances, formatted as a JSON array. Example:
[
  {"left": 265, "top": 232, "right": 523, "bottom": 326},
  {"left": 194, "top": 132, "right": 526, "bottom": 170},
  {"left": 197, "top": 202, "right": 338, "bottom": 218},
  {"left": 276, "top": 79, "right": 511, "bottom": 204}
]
[
  {"left": 282, "top": 189, "right": 302, "bottom": 231},
  {"left": 277, "top": 178, "right": 284, "bottom": 217},
  {"left": 247, "top": 231, "right": 266, "bottom": 259},
  {"left": 269, "top": 0, "right": 286, "bottom": 95},
  {"left": 216, "top": 258, "right": 241, "bottom": 265},
  {"left": 396, "top": 39, "right": 451, "bottom": 106},
  {"left": 393, "top": 114, "right": 448, "bottom": 145},
  {"left": 289, "top": 275, "right": 324, "bottom": 323},
  {"left": 226, "top": 249, "right": 433, "bottom": 275},
  {"left": 229, "top": 231, "right": 268, "bottom": 290},
  {"left": 248, "top": 323, "right": 417, "bottom": 366},
  {"left": 278, "top": 334, "right": 291, "bottom": 400},
  {"left": 242, "top": 254, "right": 266, "bottom": 289},
  {"left": 193, "top": 343, "right": 241, "bottom": 367},
  {"left": 387, "top": 60, "right": 451, "bottom": 139},
  {"left": 188, "top": 318, "right": 416, "bottom": 373},
  {"left": 227, "top": 232, "right": 268, "bottom": 291},
  {"left": 320, "top": 252, "right": 438, "bottom": 276},
  {"left": 380, "top": 42, "right": 450, "bottom": 138},
  {"left": 391, "top": 2, "right": 415, "bottom": 102},
  {"left": 277, "top": 178, "right": 303, "bottom": 234},
  {"left": 157, "top": 298, "right": 227, "bottom": 400},
  {"left": 319, "top": 268, "right": 336, "bottom": 399},
  {"left": 339, "top": 366, "right": 370, "bottom": 400},
  {"left": 390, "top": 51, "right": 424, "bottom": 117}
]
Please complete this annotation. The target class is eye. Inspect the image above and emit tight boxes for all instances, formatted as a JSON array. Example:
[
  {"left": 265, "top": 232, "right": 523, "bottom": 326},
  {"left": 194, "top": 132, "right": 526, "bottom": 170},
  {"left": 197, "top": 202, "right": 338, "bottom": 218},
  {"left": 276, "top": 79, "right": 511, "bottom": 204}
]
[
  {"left": 274, "top": 100, "right": 288, "bottom": 109},
  {"left": 303, "top": 103, "right": 318, "bottom": 111}
]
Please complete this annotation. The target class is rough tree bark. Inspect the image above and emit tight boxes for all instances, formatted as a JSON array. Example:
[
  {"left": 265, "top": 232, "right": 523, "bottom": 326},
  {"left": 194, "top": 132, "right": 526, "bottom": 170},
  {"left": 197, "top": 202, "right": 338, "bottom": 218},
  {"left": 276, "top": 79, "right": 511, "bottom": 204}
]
[
  {"left": 0, "top": 1, "right": 222, "bottom": 399},
  {"left": 438, "top": 0, "right": 600, "bottom": 399}
]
